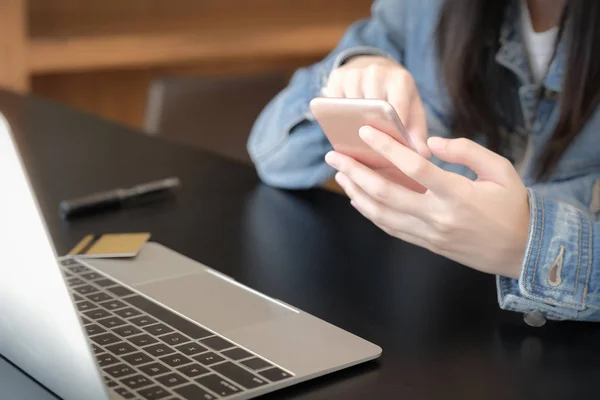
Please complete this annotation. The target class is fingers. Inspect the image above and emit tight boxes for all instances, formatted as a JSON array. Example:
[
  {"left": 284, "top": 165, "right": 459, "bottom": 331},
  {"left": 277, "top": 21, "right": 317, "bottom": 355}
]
[
  {"left": 342, "top": 69, "right": 363, "bottom": 98},
  {"left": 427, "top": 137, "right": 516, "bottom": 185},
  {"left": 407, "top": 97, "right": 431, "bottom": 158},
  {"left": 358, "top": 126, "right": 465, "bottom": 196},
  {"left": 386, "top": 73, "right": 414, "bottom": 133},
  {"left": 335, "top": 172, "right": 432, "bottom": 238},
  {"left": 323, "top": 70, "right": 344, "bottom": 98},
  {"left": 362, "top": 65, "right": 387, "bottom": 100},
  {"left": 386, "top": 71, "right": 429, "bottom": 157},
  {"left": 325, "top": 151, "right": 427, "bottom": 219}
]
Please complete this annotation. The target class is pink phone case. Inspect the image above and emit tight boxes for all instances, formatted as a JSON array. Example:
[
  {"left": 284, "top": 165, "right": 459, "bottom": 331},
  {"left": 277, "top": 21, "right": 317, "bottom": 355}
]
[
  {"left": 310, "top": 97, "right": 424, "bottom": 191},
  {"left": 309, "top": 97, "right": 413, "bottom": 168}
]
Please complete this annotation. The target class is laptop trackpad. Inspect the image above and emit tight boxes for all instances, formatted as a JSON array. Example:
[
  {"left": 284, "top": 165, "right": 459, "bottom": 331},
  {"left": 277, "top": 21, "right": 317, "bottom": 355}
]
[{"left": 132, "top": 272, "right": 296, "bottom": 333}]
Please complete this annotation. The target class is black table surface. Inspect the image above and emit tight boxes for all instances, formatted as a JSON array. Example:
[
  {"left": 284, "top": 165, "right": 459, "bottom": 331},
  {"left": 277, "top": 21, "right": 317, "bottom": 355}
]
[{"left": 1, "top": 90, "right": 599, "bottom": 400}]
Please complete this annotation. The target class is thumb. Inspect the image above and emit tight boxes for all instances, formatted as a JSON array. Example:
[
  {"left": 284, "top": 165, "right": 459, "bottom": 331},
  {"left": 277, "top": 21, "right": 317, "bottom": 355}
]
[
  {"left": 405, "top": 99, "right": 431, "bottom": 158},
  {"left": 427, "top": 137, "right": 515, "bottom": 183}
]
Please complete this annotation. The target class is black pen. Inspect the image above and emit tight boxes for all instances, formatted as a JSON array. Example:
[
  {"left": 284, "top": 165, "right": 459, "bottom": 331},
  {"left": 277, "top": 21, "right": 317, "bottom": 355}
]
[{"left": 59, "top": 177, "right": 181, "bottom": 219}]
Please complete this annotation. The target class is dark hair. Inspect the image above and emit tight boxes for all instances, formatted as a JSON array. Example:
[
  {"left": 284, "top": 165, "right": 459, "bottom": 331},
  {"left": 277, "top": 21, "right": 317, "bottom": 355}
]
[{"left": 435, "top": 0, "right": 600, "bottom": 180}]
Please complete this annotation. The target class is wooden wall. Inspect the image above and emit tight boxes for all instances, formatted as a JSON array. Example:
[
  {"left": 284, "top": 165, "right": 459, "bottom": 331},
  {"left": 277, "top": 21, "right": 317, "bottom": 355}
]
[{"left": 0, "top": 0, "right": 373, "bottom": 130}]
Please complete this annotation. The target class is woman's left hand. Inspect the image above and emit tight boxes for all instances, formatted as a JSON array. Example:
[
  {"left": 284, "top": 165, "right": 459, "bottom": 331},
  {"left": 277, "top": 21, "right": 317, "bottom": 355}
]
[{"left": 324, "top": 126, "right": 531, "bottom": 279}]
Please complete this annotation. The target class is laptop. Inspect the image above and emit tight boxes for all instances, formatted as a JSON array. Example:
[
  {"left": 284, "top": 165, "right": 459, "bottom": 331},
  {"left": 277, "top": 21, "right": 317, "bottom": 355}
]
[{"left": 0, "top": 112, "right": 381, "bottom": 400}]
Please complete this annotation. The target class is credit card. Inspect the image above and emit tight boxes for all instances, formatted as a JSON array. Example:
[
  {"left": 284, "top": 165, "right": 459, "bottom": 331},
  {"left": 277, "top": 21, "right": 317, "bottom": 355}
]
[{"left": 68, "top": 233, "right": 150, "bottom": 258}]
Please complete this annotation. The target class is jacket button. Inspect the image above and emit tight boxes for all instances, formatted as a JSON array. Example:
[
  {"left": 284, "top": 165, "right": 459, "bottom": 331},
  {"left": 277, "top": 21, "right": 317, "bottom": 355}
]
[{"left": 524, "top": 311, "right": 546, "bottom": 327}]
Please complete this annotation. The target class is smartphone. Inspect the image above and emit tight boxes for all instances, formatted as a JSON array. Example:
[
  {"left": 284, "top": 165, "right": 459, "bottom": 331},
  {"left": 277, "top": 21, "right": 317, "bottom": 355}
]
[
  {"left": 309, "top": 97, "right": 424, "bottom": 191},
  {"left": 309, "top": 97, "right": 414, "bottom": 169}
]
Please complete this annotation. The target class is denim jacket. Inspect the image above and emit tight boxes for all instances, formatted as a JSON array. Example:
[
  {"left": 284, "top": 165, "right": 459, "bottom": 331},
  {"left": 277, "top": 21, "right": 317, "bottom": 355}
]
[{"left": 247, "top": 0, "right": 600, "bottom": 322}]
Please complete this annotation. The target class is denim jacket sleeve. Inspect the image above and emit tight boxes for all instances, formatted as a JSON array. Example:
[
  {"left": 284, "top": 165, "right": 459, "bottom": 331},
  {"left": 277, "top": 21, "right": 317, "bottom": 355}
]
[
  {"left": 497, "top": 176, "right": 600, "bottom": 322},
  {"left": 247, "top": 0, "right": 410, "bottom": 189}
]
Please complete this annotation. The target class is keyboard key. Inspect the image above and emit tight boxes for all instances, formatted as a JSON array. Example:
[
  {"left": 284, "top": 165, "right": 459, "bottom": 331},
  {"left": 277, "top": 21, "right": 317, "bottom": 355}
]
[
  {"left": 72, "top": 293, "right": 84, "bottom": 302},
  {"left": 177, "top": 364, "right": 209, "bottom": 378},
  {"left": 105, "top": 342, "right": 137, "bottom": 356},
  {"left": 100, "top": 300, "right": 127, "bottom": 311},
  {"left": 130, "top": 316, "right": 158, "bottom": 327},
  {"left": 104, "top": 376, "right": 118, "bottom": 387},
  {"left": 80, "top": 316, "right": 92, "bottom": 325},
  {"left": 193, "top": 352, "right": 224, "bottom": 366},
  {"left": 97, "top": 316, "right": 127, "bottom": 328},
  {"left": 67, "top": 277, "right": 85, "bottom": 286},
  {"left": 159, "top": 333, "right": 190, "bottom": 346},
  {"left": 212, "top": 361, "right": 268, "bottom": 389},
  {"left": 73, "top": 285, "right": 98, "bottom": 295},
  {"left": 174, "top": 342, "right": 207, "bottom": 356},
  {"left": 120, "top": 374, "right": 153, "bottom": 390},
  {"left": 128, "top": 334, "right": 159, "bottom": 347},
  {"left": 143, "top": 323, "right": 174, "bottom": 336},
  {"left": 139, "top": 362, "right": 171, "bottom": 377},
  {"left": 159, "top": 353, "right": 192, "bottom": 368},
  {"left": 108, "top": 286, "right": 134, "bottom": 297},
  {"left": 195, "top": 374, "right": 242, "bottom": 397},
  {"left": 81, "top": 272, "right": 102, "bottom": 280},
  {"left": 114, "top": 307, "right": 142, "bottom": 319},
  {"left": 85, "top": 324, "right": 106, "bottom": 336},
  {"left": 91, "top": 333, "right": 121, "bottom": 346},
  {"left": 105, "top": 364, "right": 136, "bottom": 378},
  {"left": 138, "top": 386, "right": 171, "bottom": 399},
  {"left": 61, "top": 258, "right": 79, "bottom": 267},
  {"left": 92, "top": 344, "right": 103, "bottom": 354},
  {"left": 221, "top": 348, "right": 252, "bottom": 361},
  {"left": 174, "top": 384, "right": 216, "bottom": 400},
  {"left": 96, "top": 353, "right": 119, "bottom": 367},
  {"left": 143, "top": 343, "right": 175, "bottom": 357},
  {"left": 200, "top": 336, "right": 235, "bottom": 351},
  {"left": 259, "top": 367, "right": 292, "bottom": 382},
  {"left": 113, "top": 325, "right": 142, "bottom": 337},
  {"left": 84, "top": 309, "right": 111, "bottom": 320},
  {"left": 95, "top": 278, "right": 117, "bottom": 287},
  {"left": 113, "top": 387, "right": 135, "bottom": 399},
  {"left": 124, "top": 296, "right": 212, "bottom": 339},
  {"left": 156, "top": 372, "right": 189, "bottom": 388},
  {"left": 241, "top": 357, "right": 272, "bottom": 371},
  {"left": 121, "top": 352, "right": 154, "bottom": 366},
  {"left": 67, "top": 264, "right": 89, "bottom": 273},
  {"left": 87, "top": 293, "right": 112, "bottom": 303},
  {"left": 76, "top": 301, "right": 97, "bottom": 312}
]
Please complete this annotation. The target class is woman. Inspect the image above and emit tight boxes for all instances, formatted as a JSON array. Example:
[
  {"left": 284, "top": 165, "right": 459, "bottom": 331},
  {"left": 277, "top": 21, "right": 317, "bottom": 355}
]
[{"left": 247, "top": 0, "right": 600, "bottom": 322}]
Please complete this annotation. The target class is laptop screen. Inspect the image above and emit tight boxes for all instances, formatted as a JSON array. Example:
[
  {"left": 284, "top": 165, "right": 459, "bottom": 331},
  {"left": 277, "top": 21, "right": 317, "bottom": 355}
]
[{"left": 0, "top": 113, "right": 109, "bottom": 400}]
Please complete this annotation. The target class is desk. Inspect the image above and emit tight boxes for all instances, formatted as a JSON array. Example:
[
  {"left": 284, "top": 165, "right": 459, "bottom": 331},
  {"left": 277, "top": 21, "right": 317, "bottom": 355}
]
[{"left": 1, "top": 90, "right": 599, "bottom": 399}]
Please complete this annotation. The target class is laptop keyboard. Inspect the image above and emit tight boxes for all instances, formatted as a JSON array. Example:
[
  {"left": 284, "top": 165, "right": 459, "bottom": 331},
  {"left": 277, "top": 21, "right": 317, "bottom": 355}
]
[{"left": 59, "top": 259, "right": 293, "bottom": 399}]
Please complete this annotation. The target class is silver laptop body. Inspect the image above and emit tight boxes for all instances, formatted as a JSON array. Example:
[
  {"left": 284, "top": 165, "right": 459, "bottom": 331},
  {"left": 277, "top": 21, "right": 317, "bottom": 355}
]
[{"left": 0, "top": 113, "right": 381, "bottom": 400}]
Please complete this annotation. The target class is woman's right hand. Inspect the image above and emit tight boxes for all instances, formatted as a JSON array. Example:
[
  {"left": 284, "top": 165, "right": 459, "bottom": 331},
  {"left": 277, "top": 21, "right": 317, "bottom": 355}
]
[{"left": 323, "top": 55, "right": 430, "bottom": 158}]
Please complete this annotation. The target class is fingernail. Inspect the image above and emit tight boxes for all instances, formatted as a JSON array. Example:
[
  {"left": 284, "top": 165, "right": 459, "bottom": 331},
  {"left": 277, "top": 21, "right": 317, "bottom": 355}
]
[
  {"left": 428, "top": 136, "right": 447, "bottom": 150},
  {"left": 325, "top": 151, "right": 339, "bottom": 167},
  {"left": 335, "top": 172, "right": 346, "bottom": 186},
  {"left": 358, "top": 126, "right": 374, "bottom": 142},
  {"left": 350, "top": 200, "right": 357, "bottom": 208}
]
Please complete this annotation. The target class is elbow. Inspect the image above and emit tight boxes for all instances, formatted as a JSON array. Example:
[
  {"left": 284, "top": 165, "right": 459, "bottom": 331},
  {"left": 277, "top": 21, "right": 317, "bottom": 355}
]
[
  {"left": 251, "top": 155, "right": 333, "bottom": 190},
  {"left": 247, "top": 125, "right": 334, "bottom": 190}
]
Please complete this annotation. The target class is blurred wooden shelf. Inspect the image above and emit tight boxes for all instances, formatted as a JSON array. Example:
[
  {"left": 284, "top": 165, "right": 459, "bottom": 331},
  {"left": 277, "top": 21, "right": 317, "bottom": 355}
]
[
  {"left": 28, "top": 24, "right": 351, "bottom": 74},
  {"left": 25, "top": 0, "right": 370, "bottom": 74},
  {"left": 1, "top": 0, "right": 371, "bottom": 128}
]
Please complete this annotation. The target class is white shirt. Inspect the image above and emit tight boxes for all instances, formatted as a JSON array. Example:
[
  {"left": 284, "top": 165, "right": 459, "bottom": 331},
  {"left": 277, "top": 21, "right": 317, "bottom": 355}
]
[{"left": 520, "top": 0, "right": 559, "bottom": 84}]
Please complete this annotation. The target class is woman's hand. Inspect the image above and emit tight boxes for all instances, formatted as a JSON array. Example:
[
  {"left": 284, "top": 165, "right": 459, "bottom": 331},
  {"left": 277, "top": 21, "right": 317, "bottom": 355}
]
[
  {"left": 323, "top": 55, "right": 430, "bottom": 158},
  {"left": 324, "top": 126, "right": 531, "bottom": 279}
]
